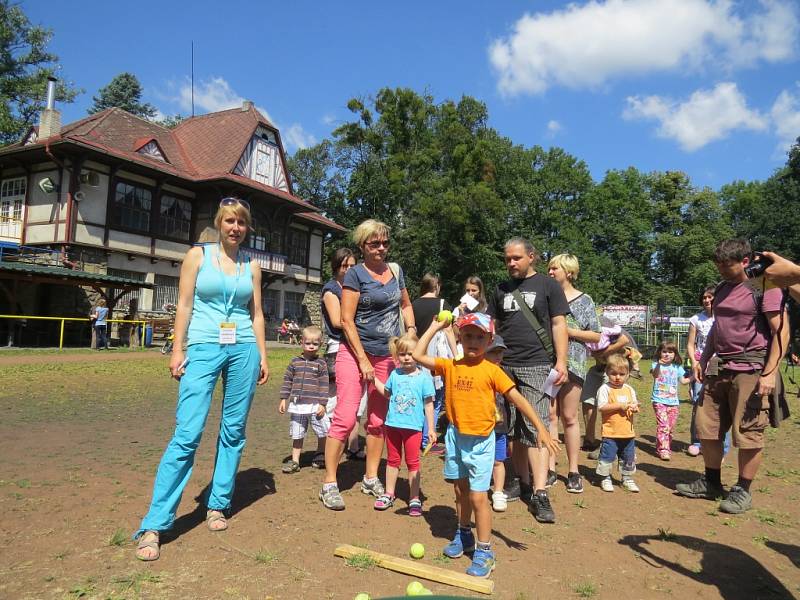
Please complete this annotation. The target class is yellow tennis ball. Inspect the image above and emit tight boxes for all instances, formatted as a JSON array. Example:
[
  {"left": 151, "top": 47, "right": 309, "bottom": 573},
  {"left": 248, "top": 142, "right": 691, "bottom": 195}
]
[
  {"left": 437, "top": 310, "right": 453, "bottom": 324},
  {"left": 410, "top": 543, "right": 425, "bottom": 559},
  {"left": 354, "top": 594, "right": 370, "bottom": 600},
  {"left": 406, "top": 581, "right": 425, "bottom": 596}
]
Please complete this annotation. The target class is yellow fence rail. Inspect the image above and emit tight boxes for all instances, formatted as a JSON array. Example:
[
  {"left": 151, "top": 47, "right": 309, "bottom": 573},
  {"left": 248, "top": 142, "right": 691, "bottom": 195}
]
[{"left": 0, "top": 314, "right": 148, "bottom": 350}]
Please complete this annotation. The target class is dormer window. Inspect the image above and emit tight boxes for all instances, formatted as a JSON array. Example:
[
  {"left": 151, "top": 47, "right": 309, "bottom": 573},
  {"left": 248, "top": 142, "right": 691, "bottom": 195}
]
[{"left": 136, "top": 139, "right": 168, "bottom": 163}]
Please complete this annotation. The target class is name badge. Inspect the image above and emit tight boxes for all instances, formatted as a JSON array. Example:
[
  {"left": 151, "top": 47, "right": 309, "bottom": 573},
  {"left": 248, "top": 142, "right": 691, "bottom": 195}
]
[{"left": 219, "top": 322, "right": 236, "bottom": 344}]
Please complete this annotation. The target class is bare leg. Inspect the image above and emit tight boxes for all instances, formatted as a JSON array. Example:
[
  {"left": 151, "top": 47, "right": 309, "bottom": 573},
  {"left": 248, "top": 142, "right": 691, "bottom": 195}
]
[
  {"left": 323, "top": 437, "right": 345, "bottom": 484},
  {"left": 365, "top": 433, "right": 383, "bottom": 480},
  {"left": 347, "top": 418, "right": 361, "bottom": 453},
  {"left": 385, "top": 465, "right": 399, "bottom": 496},
  {"left": 700, "top": 439, "right": 724, "bottom": 469},
  {"left": 291, "top": 438, "right": 303, "bottom": 463},
  {"left": 583, "top": 403, "right": 598, "bottom": 445},
  {"left": 408, "top": 469, "right": 420, "bottom": 499},
  {"left": 456, "top": 479, "right": 471, "bottom": 526},
  {"left": 559, "top": 381, "right": 582, "bottom": 473},
  {"left": 492, "top": 461, "right": 506, "bottom": 493},
  {"left": 453, "top": 481, "right": 462, "bottom": 523},
  {"left": 512, "top": 442, "right": 531, "bottom": 486},
  {"left": 471, "top": 491, "right": 492, "bottom": 543},
  {"left": 529, "top": 446, "right": 549, "bottom": 491},
  {"left": 738, "top": 448, "right": 763, "bottom": 480},
  {"left": 548, "top": 397, "right": 559, "bottom": 472}
]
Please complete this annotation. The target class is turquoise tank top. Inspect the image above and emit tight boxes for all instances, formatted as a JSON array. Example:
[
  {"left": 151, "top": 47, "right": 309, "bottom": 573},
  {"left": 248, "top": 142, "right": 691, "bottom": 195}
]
[{"left": 187, "top": 245, "right": 256, "bottom": 345}]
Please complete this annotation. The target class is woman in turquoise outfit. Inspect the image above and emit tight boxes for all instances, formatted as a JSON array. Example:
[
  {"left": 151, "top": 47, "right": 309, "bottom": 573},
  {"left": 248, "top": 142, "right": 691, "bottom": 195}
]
[{"left": 135, "top": 198, "right": 269, "bottom": 561}]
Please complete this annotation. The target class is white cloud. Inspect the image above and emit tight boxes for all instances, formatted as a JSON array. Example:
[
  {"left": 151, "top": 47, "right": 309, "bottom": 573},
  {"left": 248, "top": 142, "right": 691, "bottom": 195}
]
[
  {"left": 545, "top": 119, "right": 563, "bottom": 137},
  {"left": 623, "top": 82, "right": 767, "bottom": 151},
  {"left": 284, "top": 123, "right": 318, "bottom": 150},
  {"left": 322, "top": 114, "right": 336, "bottom": 126},
  {"left": 771, "top": 84, "right": 800, "bottom": 153},
  {"left": 489, "top": 0, "right": 799, "bottom": 95}
]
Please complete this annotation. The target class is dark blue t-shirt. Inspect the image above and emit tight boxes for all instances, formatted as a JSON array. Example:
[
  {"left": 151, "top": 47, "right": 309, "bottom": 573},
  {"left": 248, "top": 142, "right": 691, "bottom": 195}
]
[
  {"left": 321, "top": 278, "right": 343, "bottom": 342},
  {"left": 343, "top": 263, "right": 405, "bottom": 357}
]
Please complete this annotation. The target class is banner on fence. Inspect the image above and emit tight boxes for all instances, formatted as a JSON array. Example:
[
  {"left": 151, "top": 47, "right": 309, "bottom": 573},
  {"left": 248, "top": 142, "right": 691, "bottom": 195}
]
[
  {"left": 669, "top": 317, "right": 691, "bottom": 331},
  {"left": 601, "top": 305, "right": 648, "bottom": 327}
]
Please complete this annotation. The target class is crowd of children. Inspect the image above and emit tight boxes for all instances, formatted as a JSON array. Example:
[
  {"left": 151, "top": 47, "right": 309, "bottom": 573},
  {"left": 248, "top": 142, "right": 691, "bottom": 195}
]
[{"left": 276, "top": 285, "right": 699, "bottom": 579}]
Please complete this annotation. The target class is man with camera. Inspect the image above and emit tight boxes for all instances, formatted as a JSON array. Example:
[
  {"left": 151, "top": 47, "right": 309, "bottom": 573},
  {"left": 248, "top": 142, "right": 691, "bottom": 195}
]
[{"left": 676, "top": 239, "right": 789, "bottom": 514}]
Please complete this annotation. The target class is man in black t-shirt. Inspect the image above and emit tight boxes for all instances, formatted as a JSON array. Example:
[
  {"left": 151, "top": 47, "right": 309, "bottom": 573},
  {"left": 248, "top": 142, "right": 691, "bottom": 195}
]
[{"left": 487, "top": 237, "right": 569, "bottom": 524}]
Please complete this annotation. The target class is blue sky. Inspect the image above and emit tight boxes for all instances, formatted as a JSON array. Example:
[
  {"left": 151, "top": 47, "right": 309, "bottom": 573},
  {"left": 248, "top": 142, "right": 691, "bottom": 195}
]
[{"left": 26, "top": 0, "right": 800, "bottom": 188}]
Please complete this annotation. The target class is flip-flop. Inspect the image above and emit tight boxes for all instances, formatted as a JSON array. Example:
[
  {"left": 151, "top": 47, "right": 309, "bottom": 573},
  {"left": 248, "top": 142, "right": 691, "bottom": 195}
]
[
  {"left": 135, "top": 531, "right": 160, "bottom": 561},
  {"left": 206, "top": 510, "right": 228, "bottom": 532}
]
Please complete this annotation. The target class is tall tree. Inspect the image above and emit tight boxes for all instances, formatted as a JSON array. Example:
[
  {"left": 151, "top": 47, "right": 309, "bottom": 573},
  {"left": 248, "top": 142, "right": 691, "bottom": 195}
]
[
  {"left": 89, "top": 72, "right": 156, "bottom": 118},
  {"left": 0, "top": 0, "right": 80, "bottom": 144}
]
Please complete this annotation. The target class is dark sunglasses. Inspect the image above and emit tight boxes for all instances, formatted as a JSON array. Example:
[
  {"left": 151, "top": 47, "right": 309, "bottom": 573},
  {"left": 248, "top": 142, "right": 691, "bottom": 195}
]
[
  {"left": 364, "top": 239, "right": 390, "bottom": 249},
  {"left": 219, "top": 197, "right": 250, "bottom": 211}
]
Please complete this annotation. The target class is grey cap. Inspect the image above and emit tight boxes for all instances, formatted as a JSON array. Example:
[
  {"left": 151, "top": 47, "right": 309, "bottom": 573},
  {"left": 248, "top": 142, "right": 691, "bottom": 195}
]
[{"left": 487, "top": 334, "right": 507, "bottom": 352}]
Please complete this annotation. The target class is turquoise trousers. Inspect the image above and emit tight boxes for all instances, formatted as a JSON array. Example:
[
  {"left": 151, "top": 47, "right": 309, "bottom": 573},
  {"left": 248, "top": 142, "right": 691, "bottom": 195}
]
[{"left": 135, "top": 342, "right": 260, "bottom": 537}]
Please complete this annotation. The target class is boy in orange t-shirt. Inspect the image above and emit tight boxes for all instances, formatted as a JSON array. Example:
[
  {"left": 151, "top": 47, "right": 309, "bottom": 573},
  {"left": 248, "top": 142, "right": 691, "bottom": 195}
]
[
  {"left": 414, "top": 312, "right": 558, "bottom": 578},
  {"left": 596, "top": 354, "right": 640, "bottom": 493}
]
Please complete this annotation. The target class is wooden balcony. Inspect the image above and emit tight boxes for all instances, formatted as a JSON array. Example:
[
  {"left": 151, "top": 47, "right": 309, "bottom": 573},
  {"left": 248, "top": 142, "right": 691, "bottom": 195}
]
[{"left": 240, "top": 247, "right": 287, "bottom": 274}]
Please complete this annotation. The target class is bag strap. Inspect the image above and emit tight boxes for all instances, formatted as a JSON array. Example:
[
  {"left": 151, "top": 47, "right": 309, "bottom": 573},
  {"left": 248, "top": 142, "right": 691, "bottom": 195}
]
[
  {"left": 510, "top": 287, "right": 554, "bottom": 361},
  {"left": 387, "top": 262, "right": 405, "bottom": 334}
]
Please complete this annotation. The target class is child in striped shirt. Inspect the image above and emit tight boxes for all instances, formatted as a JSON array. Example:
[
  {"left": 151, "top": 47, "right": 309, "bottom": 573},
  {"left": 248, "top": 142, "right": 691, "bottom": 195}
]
[{"left": 279, "top": 326, "right": 329, "bottom": 473}]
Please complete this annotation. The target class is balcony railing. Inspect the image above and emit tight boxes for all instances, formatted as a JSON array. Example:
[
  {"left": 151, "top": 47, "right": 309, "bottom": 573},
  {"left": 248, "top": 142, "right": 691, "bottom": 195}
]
[{"left": 240, "top": 247, "right": 287, "bottom": 274}]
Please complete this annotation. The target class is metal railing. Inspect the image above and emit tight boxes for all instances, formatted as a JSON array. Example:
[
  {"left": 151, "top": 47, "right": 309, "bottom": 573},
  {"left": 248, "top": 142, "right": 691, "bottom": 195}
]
[
  {"left": 240, "top": 247, "right": 287, "bottom": 273},
  {"left": 0, "top": 216, "right": 22, "bottom": 241},
  {"left": 0, "top": 314, "right": 148, "bottom": 349}
]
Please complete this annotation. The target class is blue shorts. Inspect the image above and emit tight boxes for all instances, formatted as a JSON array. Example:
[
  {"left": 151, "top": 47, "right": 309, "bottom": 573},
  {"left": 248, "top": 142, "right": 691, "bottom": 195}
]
[
  {"left": 443, "top": 425, "right": 494, "bottom": 492},
  {"left": 494, "top": 432, "right": 508, "bottom": 462}
]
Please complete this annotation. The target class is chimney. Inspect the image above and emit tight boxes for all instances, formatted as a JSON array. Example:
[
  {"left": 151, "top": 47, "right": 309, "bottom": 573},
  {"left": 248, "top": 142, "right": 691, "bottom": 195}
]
[
  {"left": 241, "top": 100, "right": 253, "bottom": 112},
  {"left": 39, "top": 77, "right": 61, "bottom": 139}
]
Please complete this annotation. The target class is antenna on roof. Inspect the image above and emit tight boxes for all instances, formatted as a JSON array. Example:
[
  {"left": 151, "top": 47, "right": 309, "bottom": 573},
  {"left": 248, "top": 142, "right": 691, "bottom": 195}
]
[{"left": 191, "top": 40, "right": 195, "bottom": 117}]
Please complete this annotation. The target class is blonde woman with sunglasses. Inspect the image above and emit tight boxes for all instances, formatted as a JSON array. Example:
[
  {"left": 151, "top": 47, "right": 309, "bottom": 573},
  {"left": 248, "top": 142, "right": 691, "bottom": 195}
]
[{"left": 135, "top": 197, "right": 269, "bottom": 561}]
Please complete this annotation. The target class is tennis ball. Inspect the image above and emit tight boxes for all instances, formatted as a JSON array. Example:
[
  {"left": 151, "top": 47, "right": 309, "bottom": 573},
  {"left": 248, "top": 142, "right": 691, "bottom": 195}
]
[
  {"left": 406, "top": 581, "right": 425, "bottom": 596},
  {"left": 410, "top": 542, "right": 425, "bottom": 559},
  {"left": 419, "top": 589, "right": 433, "bottom": 596},
  {"left": 437, "top": 309, "right": 453, "bottom": 324},
  {"left": 354, "top": 594, "right": 370, "bottom": 600}
]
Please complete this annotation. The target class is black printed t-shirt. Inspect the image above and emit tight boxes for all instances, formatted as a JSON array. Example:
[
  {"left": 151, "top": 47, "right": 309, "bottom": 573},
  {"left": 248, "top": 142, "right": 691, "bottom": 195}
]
[{"left": 487, "top": 273, "right": 570, "bottom": 367}]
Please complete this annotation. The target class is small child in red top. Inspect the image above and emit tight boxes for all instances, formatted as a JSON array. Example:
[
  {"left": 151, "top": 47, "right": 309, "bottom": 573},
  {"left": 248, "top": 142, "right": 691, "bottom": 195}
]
[{"left": 279, "top": 326, "right": 329, "bottom": 473}]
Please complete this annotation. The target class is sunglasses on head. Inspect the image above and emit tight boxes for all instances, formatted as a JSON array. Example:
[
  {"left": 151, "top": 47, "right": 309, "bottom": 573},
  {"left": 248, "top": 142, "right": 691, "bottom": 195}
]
[
  {"left": 365, "top": 239, "right": 390, "bottom": 249},
  {"left": 219, "top": 197, "right": 250, "bottom": 211}
]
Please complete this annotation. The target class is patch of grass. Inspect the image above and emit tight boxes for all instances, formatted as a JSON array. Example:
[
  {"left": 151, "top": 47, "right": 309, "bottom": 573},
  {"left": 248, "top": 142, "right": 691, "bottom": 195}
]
[
  {"left": 108, "top": 528, "right": 127, "bottom": 547},
  {"left": 522, "top": 527, "right": 537, "bottom": 534},
  {"left": 756, "top": 486, "right": 771, "bottom": 494},
  {"left": 254, "top": 548, "right": 278, "bottom": 565},
  {"left": 112, "top": 571, "right": 161, "bottom": 594},
  {"left": 15, "top": 478, "right": 30, "bottom": 488},
  {"left": 573, "top": 581, "right": 597, "bottom": 598},
  {"left": 706, "top": 509, "right": 719, "bottom": 516},
  {"left": 657, "top": 527, "right": 677, "bottom": 540},
  {"left": 753, "top": 509, "right": 789, "bottom": 527},
  {"left": 753, "top": 535, "right": 770, "bottom": 546},
  {"left": 345, "top": 552, "right": 378, "bottom": 571},
  {"left": 68, "top": 577, "right": 97, "bottom": 598},
  {"left": 54, "top": 549, "right": 71, "bottom": 560},
  {"left": 574, "top": 499, "right": 588, "bottom": 509},
  {"left": 765, "top": 468, "right": 786, "bottom": 478},
  {"left": 722, "top": 519, "right": 738, "bottom": 528},
  {"left": 432, "top": 553, "right": 451, "bottom": 565}
]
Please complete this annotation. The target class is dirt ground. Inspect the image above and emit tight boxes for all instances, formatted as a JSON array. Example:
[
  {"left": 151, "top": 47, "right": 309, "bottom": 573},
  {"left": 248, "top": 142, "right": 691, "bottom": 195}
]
[{"left": 1, "top": 349, "right": 798, "bottom": 600}]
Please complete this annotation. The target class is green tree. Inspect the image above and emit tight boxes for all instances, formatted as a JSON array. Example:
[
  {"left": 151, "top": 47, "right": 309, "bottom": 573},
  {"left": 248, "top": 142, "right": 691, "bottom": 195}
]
[
  {"left": 89, "top": 72, "right": 156, "bottom": 118},
  {"left": 0, "top": 0, "right": 80, "bottom": 144}
]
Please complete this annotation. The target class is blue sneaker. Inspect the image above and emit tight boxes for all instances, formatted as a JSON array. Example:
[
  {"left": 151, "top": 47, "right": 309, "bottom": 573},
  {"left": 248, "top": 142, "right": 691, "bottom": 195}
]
[
  {"left": 466, "top": 547, "right": 496, "bottom": 578},
  {"left": 443, "top": 528, "right": 475, "bottom": 558}
]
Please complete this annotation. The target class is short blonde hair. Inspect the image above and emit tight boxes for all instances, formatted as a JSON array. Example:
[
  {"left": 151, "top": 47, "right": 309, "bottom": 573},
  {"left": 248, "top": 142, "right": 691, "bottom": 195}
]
[
  {"left": 605, "top": 353, "right": 630, "bottom": 373},
  {"left": 302, "top": 325, "right": 322, "bottom": 341},
  {"left": 352, "top": 219, "right": 390, "bottom": 247},
  {"left": 213, "top": 199, "right": 252, "bottom": 233},
  {"left": 548, "top": 253, "right": 580, "bottom": 281}
]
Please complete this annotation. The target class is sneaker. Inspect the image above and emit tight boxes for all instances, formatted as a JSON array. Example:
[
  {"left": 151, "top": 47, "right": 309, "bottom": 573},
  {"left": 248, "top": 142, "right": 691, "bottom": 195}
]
[
  {"left": 587, "top": 447, "right": 601, "bottom": 460},
  {"left": 529, "top": 490, "right": 556, "bottom": 523},
  {"left": 466, "top": 547, "right": 496, "bottom": 578},
  {"left": 622, "top": 478, "right": 640, "bottom": 493},
  {"left": 281, "top": 460, "right": 300, "bottom": 474},
  {"left": 491, "top": 491, "right": 508, "bottom": 512},
  {"left": 503, "top": 478, "right": 521, "bottom": 503},
  {"left": 600, "top": 477, "right": 614, "bottom": 492},
  {"left": 408, "top": 498, "right": 423, "bottom": 517},
  {"left": 565, "top": 472, "right": 584, "bottom": 494},
  {"left": 519, "top": 480, "right": 534, "bottom": 506},
  {"left": 373, "top": 494, "right": 395, "bottom": 511},
  {"left": 687, "top": 444, "right": 701, "bottom": 457},
  {"left": 719, "top": 485, "right": 752, "bottom": 514},
  {"left": 443, "top": 528, "right": 475, "bottom": 558},
  {"left": 545, "top": 470, "right": 558, "bottom": 488},
  {"left": 360, "top": 477, "right": 385, "bottom": 498},
  {"left": 319, "top": 484, "right": 345, "bottom": 510},
  {"left": 675, "top": 476, "right": 725, "bottom": 500},
  {"left": 659, "top": 451, "right": 671, "bottom": 461}
]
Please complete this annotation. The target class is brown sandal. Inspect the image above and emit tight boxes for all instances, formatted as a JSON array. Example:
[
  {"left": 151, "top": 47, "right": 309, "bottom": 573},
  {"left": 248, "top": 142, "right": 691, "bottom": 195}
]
[
  {"left": 135, "top": 530, "right": 160, "bottom": 561},
  {"left": 206, "top": 510, "right": 228, "bottom": 532}
]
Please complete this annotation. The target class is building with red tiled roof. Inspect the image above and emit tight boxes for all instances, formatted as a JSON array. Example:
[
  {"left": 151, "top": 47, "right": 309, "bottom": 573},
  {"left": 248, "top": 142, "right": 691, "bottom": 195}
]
[{"left": 0, "top": 95, "right": 345, "bottom": 341}]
